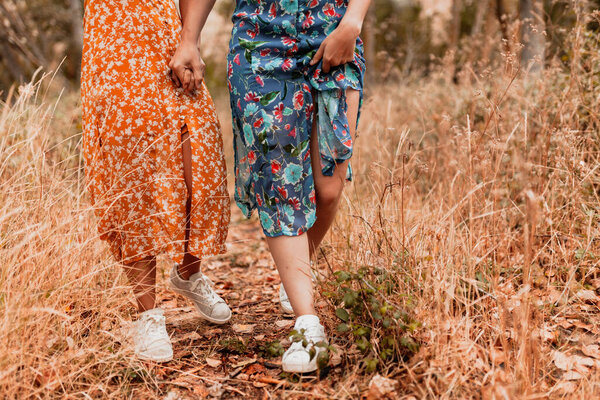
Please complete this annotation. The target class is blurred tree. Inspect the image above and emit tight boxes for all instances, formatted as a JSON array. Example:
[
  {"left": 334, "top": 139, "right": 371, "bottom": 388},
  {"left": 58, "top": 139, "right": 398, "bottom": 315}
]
[
  {"left": 519, "top": 0, "right": 546, "bottom": 73},
  {"left": 0, "top": 0, "right": 82, "bottom": 93}
]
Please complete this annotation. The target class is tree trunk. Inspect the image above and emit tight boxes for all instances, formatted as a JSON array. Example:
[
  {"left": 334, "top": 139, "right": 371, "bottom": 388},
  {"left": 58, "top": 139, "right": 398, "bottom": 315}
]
[
  {"left": 519, "top": 0, "right": 545, "bottom": 74},
  {"left": 495, "top": 0, "right": 511, "bottom": 54},
  {"left": 450, "top": 0, "right": 462, "bottom": 49},
  {"left": 69, "top": 0, "right": 84, "bottom": 82},
  {"left": 471, "top": 0, "right": 491, "bottom": 38}
]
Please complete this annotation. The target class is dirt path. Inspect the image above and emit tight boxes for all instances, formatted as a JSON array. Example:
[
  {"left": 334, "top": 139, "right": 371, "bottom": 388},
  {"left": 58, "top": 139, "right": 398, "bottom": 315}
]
[{"left": 150, "top": 208, "right": 341, "bottom": 399}]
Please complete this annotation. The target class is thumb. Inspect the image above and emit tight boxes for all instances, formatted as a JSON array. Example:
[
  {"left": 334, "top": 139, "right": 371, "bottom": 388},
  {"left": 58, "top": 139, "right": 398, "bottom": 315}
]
[{"left": 310, "top": 43, "right": 325, "bottom": 66}]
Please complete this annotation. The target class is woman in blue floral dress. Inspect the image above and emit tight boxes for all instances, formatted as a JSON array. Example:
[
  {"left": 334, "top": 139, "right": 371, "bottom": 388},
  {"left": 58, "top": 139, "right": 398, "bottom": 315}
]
[{"left": 225, "top": 0, "right": 371, "bottom": 373}]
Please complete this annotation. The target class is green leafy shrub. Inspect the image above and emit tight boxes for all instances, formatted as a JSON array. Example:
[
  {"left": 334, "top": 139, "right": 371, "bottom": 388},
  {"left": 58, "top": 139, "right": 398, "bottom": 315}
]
[{"left": 321, "top": 265, "right": 421, "bottom": 373}]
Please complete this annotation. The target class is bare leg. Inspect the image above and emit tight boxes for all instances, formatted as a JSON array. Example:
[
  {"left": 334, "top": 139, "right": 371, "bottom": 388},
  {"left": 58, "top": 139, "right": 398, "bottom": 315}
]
[
  {"left": 178, "top": 125, "right": 202, "bottom": 280},
  {"left": 266, "top": 234, "right": 314, "bottom": 316},
  {"left": 123, "top": 257, "right": 157, "bottom": 312},
  {"left": 307, "top": 89, "right": 361, "bottom": 257}
]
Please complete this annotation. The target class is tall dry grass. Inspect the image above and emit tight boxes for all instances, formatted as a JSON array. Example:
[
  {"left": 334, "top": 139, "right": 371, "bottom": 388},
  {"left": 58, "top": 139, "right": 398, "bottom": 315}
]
[
  {"left": 0, "top": 75, "right": 171, "bottom": 397},
  {"left": 324, "top": 8, "right": 600, "bottom": 398},
  {"left": 2, "top": 8, "right": 600, "bottom": 400}
]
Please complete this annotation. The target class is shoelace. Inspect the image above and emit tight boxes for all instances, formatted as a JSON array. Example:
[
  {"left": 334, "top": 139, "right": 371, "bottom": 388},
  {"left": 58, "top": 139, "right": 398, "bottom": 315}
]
[
  {"left": 190, "top": 275, "right": 220, "bottom": 304},
  {"left": 142, "top": 314, "right": 166, "bottom": 337}
]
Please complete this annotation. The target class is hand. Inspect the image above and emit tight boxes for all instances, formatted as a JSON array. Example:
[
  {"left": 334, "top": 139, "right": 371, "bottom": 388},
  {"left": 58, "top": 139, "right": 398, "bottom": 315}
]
[
  {"left": 169, "top": 40, "right": 206, "bottom": 93},
  {"left": 310, "top": 21, "right": 361, "bottom": 73}
]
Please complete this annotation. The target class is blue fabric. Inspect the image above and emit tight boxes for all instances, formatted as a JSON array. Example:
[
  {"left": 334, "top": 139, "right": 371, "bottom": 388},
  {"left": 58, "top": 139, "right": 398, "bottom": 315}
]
[{"left": 227, "top": 0, "right": 366, "bottom": 237}]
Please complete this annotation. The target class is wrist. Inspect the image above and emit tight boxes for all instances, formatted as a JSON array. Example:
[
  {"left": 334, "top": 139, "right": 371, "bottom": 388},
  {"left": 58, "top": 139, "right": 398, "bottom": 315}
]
[
  {"left": 339, "top": 15, "right": 363, "bottom": 36},
  {"left": 181, "top": 30, "right": 200, "bottom": 46}
]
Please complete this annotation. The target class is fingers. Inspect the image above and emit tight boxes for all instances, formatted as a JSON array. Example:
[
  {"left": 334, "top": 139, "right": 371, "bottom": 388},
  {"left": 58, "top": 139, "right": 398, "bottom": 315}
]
[
  {"left": 170, "top": 69, "right": 181, "bottom": 87},
  {"left": 322, "top": 56, "right": 331, "bottom": 73},
  {"left": 183, "top": 69, "right": 193, "bottom": 92},
  {"left": 310, "top": 43, "right": 326, "bottom": 66},
  {"left": 191, "top": 60, "right": 206, "bottom": 91}
]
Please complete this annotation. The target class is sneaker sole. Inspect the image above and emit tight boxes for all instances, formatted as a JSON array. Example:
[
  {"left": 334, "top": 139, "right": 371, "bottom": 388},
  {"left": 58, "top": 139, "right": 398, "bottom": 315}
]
[
  {"left": 170, "top": 283, "right": 232, "bottom": 325},
  {"left": 192, "top": 302, "right": 232, "bottom": 325},
  {"left": 282, "top": 363, "right": 318, "bottom": 373},
  {"left": 137, "top": 353, "right": 173, "bottom": 363}
]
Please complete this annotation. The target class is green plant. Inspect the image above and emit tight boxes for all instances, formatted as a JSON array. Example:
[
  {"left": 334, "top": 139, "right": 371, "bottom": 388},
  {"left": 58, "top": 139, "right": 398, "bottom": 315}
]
[{"left": 323, "top": 266, "right": 421, "bottom": 373}]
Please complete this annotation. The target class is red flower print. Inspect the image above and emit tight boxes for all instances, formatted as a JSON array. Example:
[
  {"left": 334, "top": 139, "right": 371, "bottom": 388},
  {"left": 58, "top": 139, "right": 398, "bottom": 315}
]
[
  {"left": 309, "top": 190, "right": 316, "bottom": 204},
  {"left": 288, "top": 197, "right": 301, "bottom": 211},
  {"left": 288, "top": 127, "right": 297, "bottom": 138},
  {"left": 256, "top": 76, "right": 264, "bottom": 87},
  {"left": 277, "top": 186, "right": 288, "bottom": 199},
  {"left": 282, "top": 58, "right": 292, "bottom": 71},
  {"left": 293, "top": 91, "right": 304, "bottom": 110},
  {"left": 244, "top": 92, "right": 260, "bottom": 102},
  {"left": 271, "top": 160, "right": 282, "bottom": 174},
  {"left": 233, "top": 54, "right": 241, "bottom": 65},
  {"left": 274, "top": 103, "right": 285, "bottom": 122},
  {"left": 253, "top": 118, "right": 264, "bottom": 128},
  {"left": 323, "top": 4, "right": 336, "bottom": 17},
  {"left": 313, "top": 69, "right": 321, "bottom": 79},
  {"left": 282, "top": 37, "right": 296, "bottom": 47},
  {"left": 239, "top": 21, "right": 245, "bottom": 27},
  {"left": 237, "top": 99, "right": 242, "bottom": 110},
  {"left": 344, "top": 139, "right": 352, "bottom": 147},
  {"left": 248, "top": 151, "right": 257, "bottom": 164},
  {"left": 269, "top": 3, "right": 277, "bottom": 18},
  {"left": 285, "top": 124, "right": 291, "bottom": 130},
  {"left": 256, "top": 193, "right": 263, "bottom": 207},
  {"left": 306, "top": 103, "right": 314, "bottom": 116},
  {"left": 335, "top": 0, "right": 344, "bottom": 6},
  {"left": 309, "top": 0, "right": 318, "bottom": 7},
  {"left": 336, "top": 73, "right": 345, "bottom": 81},
  {"left": 260, "top": 49, "right": 271, "bottom": 57},
  {"left": 302, "top": 12, "right": 315, "bottom": 29}
]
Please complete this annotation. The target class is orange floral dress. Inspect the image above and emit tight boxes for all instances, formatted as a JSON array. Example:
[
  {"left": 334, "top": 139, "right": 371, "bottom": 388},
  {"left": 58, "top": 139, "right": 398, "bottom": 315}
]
[{"left": 81, "top": 0, "right": 230, "bottom": 263}]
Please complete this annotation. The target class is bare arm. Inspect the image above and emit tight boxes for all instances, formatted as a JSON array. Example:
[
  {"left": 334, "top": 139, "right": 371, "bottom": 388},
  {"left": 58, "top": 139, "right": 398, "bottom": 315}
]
[
  {"left": 169, "top": 0, "right": 217, "bottom": 92},
  {"left": 310, "top": 0, "right": 372, "bottom": 73}
]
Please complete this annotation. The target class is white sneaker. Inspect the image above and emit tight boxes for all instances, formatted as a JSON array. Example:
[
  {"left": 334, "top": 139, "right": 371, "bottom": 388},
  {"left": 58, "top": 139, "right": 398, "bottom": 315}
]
[
  {"left": 279, "top": 284, "right": 294, "bottom": 314},
  {"left": 169, "top": 265, "right": 232, "bottom": 324},
  {"left": 282, "top": 315, "right": 328, "bottom": 373},
  {"left": 132, "top": 308, "right": 173, "bottom": 362}
]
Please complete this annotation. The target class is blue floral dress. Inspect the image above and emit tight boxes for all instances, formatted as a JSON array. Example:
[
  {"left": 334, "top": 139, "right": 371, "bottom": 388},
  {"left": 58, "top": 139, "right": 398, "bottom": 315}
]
[{"left": 227, "top": 0, "right": 366, "bottom": 237}]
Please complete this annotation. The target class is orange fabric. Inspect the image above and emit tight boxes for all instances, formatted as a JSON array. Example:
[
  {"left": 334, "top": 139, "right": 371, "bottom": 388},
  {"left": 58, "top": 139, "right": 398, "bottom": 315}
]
[{"left": 81, "top": 0, "right": 230, "bottom": 263}]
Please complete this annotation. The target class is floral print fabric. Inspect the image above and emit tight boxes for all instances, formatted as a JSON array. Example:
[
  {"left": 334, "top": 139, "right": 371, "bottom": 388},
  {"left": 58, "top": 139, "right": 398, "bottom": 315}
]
[
  {"left": 227, "top": 0, "right": 366, "bottom": 237},
  {"left": 81, "top": 0, "right": 230, "bottom": 263}
]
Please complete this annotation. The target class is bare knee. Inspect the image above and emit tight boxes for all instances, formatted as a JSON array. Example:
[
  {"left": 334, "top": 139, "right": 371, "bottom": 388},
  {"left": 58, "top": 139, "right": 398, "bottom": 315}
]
[{"left": 315, "top": 182, "right": 344, "bottom": 207}]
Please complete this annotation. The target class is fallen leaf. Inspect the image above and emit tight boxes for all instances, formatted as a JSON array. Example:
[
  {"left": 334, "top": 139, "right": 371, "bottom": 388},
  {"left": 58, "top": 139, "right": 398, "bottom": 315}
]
[
  {"left": 553, "top": 381, "right": 577, "bottom": 394},
  {"left": 563, "top": 370, "right": 585, "bottom": 380},
  {"left": 243, "top": 363, "right": 267, "bottom": 376},
  {"left": 367, "top": 374, "right": 398, "bottom": 400},
  {"left": 329, "top": 344, "right": 343, "bottom": 367},
  {"left": 275, "top": 320, "right": 293, "bottom": 329},
  {"left": 232, "top": 324, "right": 255, "bottom": 334},
  {"left": 582, "top": 344, "right": 600, "bottom": 359},
  {"left": 206, "top": 357, "right": 222, "bottom": 368},
  {"left": 552, "top": 350, "right": 594, "bottom": 374},
  {"left": 575, "top": 290, "right": 597, "bottom": 302},
  {"left": 490, "top": 347, "right": 506, "bottom": 365}
]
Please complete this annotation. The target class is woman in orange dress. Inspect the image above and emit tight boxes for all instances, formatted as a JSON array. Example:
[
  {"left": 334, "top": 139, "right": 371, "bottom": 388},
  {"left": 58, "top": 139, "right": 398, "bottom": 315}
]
[{"left": 81, "top": 0, "right": 230, "bottom": 362}]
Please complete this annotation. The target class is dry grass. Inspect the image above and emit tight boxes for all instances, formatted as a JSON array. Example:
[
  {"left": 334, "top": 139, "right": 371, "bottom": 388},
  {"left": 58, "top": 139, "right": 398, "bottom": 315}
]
[{"left": 2, "top": 9, "right": 600, "bottom": 400}]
